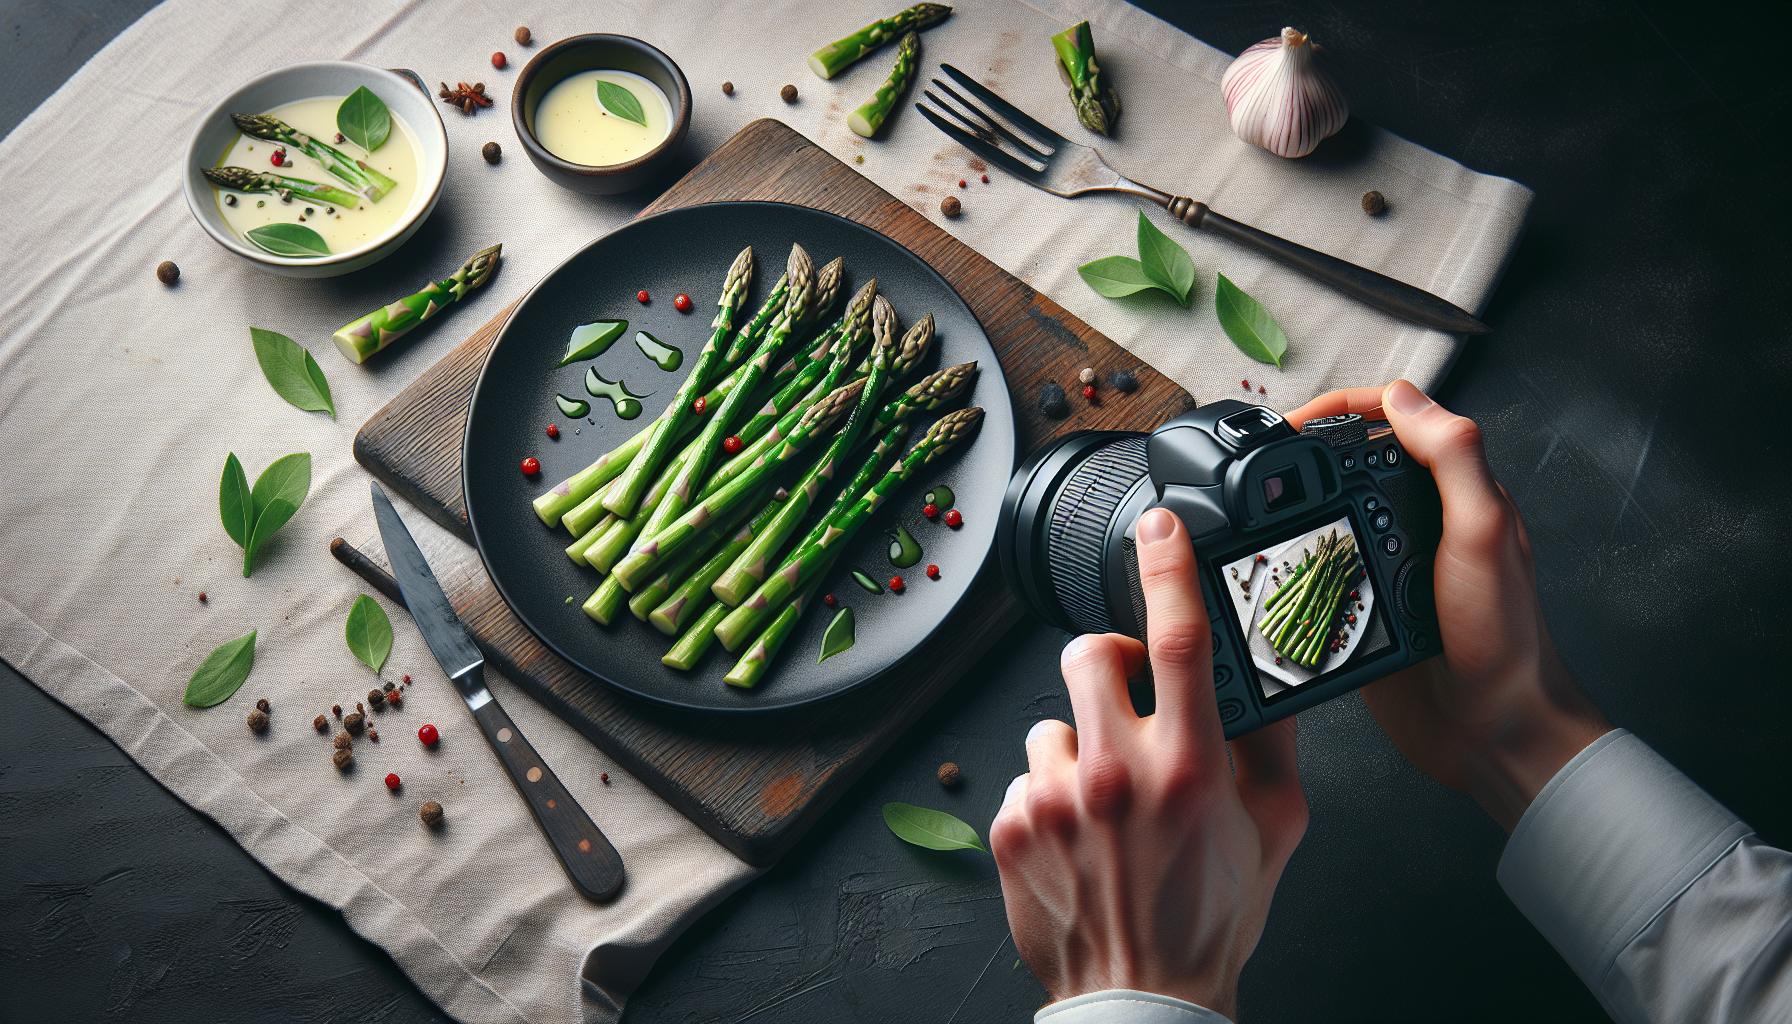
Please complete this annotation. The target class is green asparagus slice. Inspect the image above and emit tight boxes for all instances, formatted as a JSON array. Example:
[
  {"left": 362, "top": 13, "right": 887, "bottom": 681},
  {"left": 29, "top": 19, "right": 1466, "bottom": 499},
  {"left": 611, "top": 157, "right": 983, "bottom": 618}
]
[
  {"left": 662, "top": 600, "right": 731, "bottom": 670},
  {"left": 712, "top": 303, "right": 934, "bottom": 606},
  {"left": 622, "top": 247, "right": 822, "bottom": 558},
  {"left": 714, "top": 407, "right": 983, "bottom": 651},
  {"left": 332, "top": 244, "right": 501, "bottom": 363},
  {"left": 203, "top": 166, "right": 361, "bottom": 208},
  {"left": 613, "top": 378, "right": 866, "bottom": 592},
  {"left": 848, "top": 31, "right": 921, "bottom": 138},
  {"left": 230, "top": 113, "right": 398, "bottom": 201},
  {"left": 809, "top": 3, "right": 952, "bottom": 79},
  {"left": 566, "top": 512, "right": 616, "bottom": 566},
  {"left": 582, "top": 574, "right": 630, "bottom": 625},
  {"left": 605, "top": 246, "right": 755, "bottom": 517},
  {"left": 723, "top": 565, "right": 834, "bottom": 688},
  {"left": 754, "top": 421, "right": 911, "bottom": 605},
  {"left": 1050, "top": 21, "right": 1121, "bottom": 136},
  {"left": 651, "top": 486, "right": 795, "bottom": 635}
]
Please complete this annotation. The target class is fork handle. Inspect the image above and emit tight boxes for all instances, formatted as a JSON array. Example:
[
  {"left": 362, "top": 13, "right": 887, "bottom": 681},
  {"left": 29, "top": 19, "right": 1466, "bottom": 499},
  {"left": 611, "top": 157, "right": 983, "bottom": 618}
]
[{"left": 1155, "top": 196, "right": 1490, "bottom": 335}]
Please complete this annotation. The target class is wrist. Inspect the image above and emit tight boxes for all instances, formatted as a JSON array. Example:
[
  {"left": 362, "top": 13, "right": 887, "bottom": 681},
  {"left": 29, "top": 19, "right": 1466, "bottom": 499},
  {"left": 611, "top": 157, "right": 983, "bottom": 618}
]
[{"left": 1463, "top": 671, "right": 1609, "bottom": 831}]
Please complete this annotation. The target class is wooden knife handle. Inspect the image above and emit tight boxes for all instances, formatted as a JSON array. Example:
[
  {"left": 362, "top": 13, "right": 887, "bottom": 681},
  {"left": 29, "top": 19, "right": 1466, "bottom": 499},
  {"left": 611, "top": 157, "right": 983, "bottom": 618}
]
[
  {"left": 1157, "top": 198, "right": 1491, "bottom": 336},
  {"left": 466, "top": 676, "right": 625, "bottom": 902}
]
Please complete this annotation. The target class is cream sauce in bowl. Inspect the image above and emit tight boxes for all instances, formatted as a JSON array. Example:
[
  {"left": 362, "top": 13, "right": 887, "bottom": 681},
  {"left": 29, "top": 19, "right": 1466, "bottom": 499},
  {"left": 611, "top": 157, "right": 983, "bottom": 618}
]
[
  {"left": 534, "top": 70, "right": 674, "bottom": 166},
  {"left": 212, "top": 95, "right": 422, "bottom": 256}
]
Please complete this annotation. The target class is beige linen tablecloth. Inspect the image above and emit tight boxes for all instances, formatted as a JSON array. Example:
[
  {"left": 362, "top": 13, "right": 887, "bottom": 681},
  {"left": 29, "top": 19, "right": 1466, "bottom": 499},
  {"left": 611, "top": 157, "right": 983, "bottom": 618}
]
[{"left": 0, "top": 1, "right": 1530, "bottom": 1021}]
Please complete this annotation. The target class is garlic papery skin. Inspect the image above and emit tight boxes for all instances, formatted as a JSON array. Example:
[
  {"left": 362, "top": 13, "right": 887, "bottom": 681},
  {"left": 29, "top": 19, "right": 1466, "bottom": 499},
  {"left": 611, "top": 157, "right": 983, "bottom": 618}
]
[{"left": 1220, "top": 27, "right": 1349, "bottom": 158}]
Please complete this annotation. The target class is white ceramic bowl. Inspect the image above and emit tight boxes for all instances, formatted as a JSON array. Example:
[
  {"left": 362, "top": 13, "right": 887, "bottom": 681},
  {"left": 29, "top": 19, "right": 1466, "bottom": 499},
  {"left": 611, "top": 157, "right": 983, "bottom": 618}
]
[{"left": 183, "top": 62, "right": 448, "bottom": 278}]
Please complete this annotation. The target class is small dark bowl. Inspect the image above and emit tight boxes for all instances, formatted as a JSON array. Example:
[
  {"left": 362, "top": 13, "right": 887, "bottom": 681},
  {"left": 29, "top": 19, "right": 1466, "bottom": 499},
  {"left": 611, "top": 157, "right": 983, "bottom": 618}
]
[{"left": 512, "top": 34, "right": 691, "bottom": 195}]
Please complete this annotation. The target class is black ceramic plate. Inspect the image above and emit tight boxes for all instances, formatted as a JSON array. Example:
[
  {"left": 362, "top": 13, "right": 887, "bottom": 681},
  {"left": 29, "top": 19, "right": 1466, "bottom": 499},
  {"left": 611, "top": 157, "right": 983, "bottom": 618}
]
[{"left": 464, "top": 202, "right": 1014, "bottom": 713}]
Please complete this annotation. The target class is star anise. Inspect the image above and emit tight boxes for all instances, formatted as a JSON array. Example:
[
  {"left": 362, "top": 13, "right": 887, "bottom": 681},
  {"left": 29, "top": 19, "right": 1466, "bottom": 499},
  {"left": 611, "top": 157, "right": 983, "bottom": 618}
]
[{"left": 438, "top": 81, "right": 493, "bottom": 116}]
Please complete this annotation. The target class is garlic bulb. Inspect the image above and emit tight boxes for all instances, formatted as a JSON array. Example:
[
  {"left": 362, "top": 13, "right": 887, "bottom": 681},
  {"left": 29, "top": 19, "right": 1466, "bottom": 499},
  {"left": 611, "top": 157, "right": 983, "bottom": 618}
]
[{"left": 1220, "top": 27, "right": 1348, "bottom": 158}]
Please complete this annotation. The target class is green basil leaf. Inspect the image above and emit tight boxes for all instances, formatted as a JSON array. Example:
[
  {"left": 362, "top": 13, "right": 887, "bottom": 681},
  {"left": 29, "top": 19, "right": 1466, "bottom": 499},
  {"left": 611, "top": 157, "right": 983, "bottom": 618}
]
[
  {"left": 250, "top": 328, "right": 335, "bottom": 417},
  {"left": 249, "top": 452, "right": 311, "bottom": 527},
  {"left": 243, "top": 497, "right": 298, "bottom": 577},
  {"left": 882, "top": 802, "right": 987, "bottom": 853},
  {"left": 345, "top": 594, "right": 394, "bottom": 674},
  {"left": 245, "top": 223, "right": 332, "bottom": 258},
  {"left": 182, "top": 630, "right": 257, "bottom": 707},
  {"left": 596, "top": 80, "right": 648, "bottom": 127},
  {"left": 336, "top": 85, "right": 391, "bottom": 152},
  {"left": 219, "top": 452, "right": 253, "bottom": 548},
  {"left": 1076, "top": 255, "right": 1172, "bottom": 299},
  {"left": 1214, "top": 273, "right": 1289, "bottom": 368},
  {"left": 818, "top": 606, "right": 855, "bottom": 662},
  {"left": 1136, "top": 210, "right": 1196, "bottom": 306}
]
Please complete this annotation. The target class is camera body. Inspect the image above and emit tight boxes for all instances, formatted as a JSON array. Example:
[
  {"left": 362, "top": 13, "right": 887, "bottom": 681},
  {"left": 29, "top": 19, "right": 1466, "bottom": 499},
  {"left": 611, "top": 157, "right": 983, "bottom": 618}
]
[{"left": 998, "top": 401, "right": 1443, "bottom": 738}]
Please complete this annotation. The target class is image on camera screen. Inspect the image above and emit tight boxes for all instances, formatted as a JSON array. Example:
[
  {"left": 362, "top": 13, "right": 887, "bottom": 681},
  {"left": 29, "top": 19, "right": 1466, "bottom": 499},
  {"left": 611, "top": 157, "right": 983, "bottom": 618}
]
[{"left": 1219, "top": 515, "right": 1390, "bottom": 700}]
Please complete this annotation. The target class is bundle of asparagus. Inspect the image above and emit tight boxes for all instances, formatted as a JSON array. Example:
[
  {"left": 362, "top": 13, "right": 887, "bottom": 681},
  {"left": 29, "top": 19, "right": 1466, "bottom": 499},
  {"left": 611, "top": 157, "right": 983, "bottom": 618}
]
[
  {"left": 1257, "top": 530, "right": 1364, "bottom": 668},
  {"left": 528, "top": 242, "right": 984, "bottom": 690}
]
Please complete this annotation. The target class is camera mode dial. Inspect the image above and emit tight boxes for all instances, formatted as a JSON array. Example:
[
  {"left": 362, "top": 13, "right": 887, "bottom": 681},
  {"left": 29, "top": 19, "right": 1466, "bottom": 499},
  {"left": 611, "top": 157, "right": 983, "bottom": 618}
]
[{"left": 1299, "top": 413, "right": 1369, "bottom": 451}]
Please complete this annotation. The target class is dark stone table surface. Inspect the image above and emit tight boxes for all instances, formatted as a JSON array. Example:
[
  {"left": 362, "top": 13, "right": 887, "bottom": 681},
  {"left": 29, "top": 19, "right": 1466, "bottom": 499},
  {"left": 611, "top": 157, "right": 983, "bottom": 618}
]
[{"left": 4, "top": 2, "right": 1787, "bottom": 1021}]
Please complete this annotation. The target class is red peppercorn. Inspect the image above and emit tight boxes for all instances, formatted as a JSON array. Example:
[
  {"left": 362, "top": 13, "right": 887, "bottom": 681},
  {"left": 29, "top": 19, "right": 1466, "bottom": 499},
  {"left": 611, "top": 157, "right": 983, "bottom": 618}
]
[
  {"left": 922, "top": 503, "right": 939, "bottom": 519},
  {"left": 1242, "top": 379, "right": 1250, "bottom": 389},
  {"left": 943, "top": 509, "right": 963, "bottom": 528},
  {"left": 198, "top": 591, "right": 207, "bottom": 602},
  {"left": 674, "top": 294, "right": 693, "bottom": 312},
  {"left": 1349, "top": 590, "right": 1359, "bottom": 599},
  {"left": 492, "top": 51, "right": 507, "bottom": 69},
  {"left": 546, "top": 423, "right": 559, "bottom": 438},
  {"left": 889, "top": 576, "right": 905, "bottom": 592},
  {"left": 387, "top": 690, "right": 402, "bottom": 706},
  {"left": 418, "top": 723, "right": 439, "bottom": 747},
  {"left": 402, "top": 674, "right": 410, "bottom": 683},
  {"left": 1258, "top": 386, "right": 1266, "bottom": 395},
  {"left": 823, "top": 593, "right": 837, "bottom": 606},
  {"left": 637, "top": 290, "right": 650, "bottom": 303},
  {"left": 332, "top": 704, "right": 342, "bottom": 716},
  {"left": 600, "top": 773, "right": 610, "bottom": 783},
  {"left": 1083, "top": 385, "right": 1097, "bottom": 399},
  {"left": 385, "top": 773, "right": 401, "bottom": 790},
  {"left": 981, "top": 174, "right": 989, "bottom": 183},
  {"left": 958, "top": 179, "right": 967, "bottom": 187},
  {"left": 1257, "top": 554, "right": 1267, "bottom": 562},
  {"left": 270, "top": 151, "right": 284, "bottom": 167},
  {"left": 722, "top": 435, "right": 743, "bottom": 454},
  {"left": 926, "top": 564, "right": 940, "bottom": 580},
  {"left": 520, "top": 456, "right": 540, "bottom": 475},
  {"left": 692, "top": 396, "right": 707, "bottom": 414}
]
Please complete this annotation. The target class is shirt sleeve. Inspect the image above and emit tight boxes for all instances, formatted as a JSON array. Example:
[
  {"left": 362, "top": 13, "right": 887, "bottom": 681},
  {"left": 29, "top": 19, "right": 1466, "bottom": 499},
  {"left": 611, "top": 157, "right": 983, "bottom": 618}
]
[
  {"left": 1034, "top": 990, "right": 1234, "bottom": 1024},
  {"left": 1498, "top": 728, "right": 1792, "bottom": 1023}
]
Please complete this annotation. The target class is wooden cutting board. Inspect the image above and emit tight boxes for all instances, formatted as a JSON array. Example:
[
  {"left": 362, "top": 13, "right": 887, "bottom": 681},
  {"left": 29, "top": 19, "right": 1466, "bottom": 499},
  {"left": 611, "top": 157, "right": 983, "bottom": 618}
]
[{"left": 353, "top": 119, "right": 1193, "bottom": 866}]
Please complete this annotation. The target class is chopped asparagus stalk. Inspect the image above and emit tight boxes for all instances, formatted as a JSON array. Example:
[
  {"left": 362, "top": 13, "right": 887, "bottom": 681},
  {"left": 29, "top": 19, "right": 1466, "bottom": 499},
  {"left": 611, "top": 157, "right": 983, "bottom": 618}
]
[
  {"left": 1050, "top": 21, "right": 1121, "bottom": 136},
  {"left": 331, "top": 244, "right": 501, "bottom": 363},
  {"left": 848, "top": 31, "right": 921, "bottom": 138},
  {"left": 809, "top": 3, "right": 952, "bottom": 79}
]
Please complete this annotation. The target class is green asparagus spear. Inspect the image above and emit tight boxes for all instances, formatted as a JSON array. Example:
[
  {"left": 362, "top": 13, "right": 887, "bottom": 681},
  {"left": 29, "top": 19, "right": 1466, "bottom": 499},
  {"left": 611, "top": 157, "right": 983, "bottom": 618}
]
[
  {"left": 566, "top": 512, "right": 616, "bottom": 566},
  {"left": 582, "top": 574, "right": 630, "bottom": 625},
  {"left": 723, "top": 567, "right": 833, "bottom": 688},
  {"left": 809, "top": 3, "right": 952, "bottom": 79},
  {"left": 621, "top": 247, "right": 822, "bottom": 559},
  {"left": 331, "top": 244, "right": 501, "bottom": 363},
  {"left": 605, "top": 247, "right": 755, "bottom": 517},
  {"left": 662, "top": 600, "right": 731, "bottom": 670},
  {"left": 230, "top": 113, "right": 399, "bottom": 201},
  {"left": 714, "top": 407, "right": 983, "bottom": 651},
  {"left": 713, "top": 302, "right": 934, "bottom": 605},
  {"left": 626, "top": 498, "right": 758, "bottom": 621},
  {"left": 613, "top": 378, "right": 866, "bottom": 592},
  {"left": 848, "top": 31, "right": 921, "bottom": 138},
  {"left": 1050, "top": 21, "right": 1121, "bottom": 136},
  {"left": 203, "top": 166, "right": 361, "bottom": 208},
  {"left": 650, "top": 486, "right": 795, "bottom": 635}
]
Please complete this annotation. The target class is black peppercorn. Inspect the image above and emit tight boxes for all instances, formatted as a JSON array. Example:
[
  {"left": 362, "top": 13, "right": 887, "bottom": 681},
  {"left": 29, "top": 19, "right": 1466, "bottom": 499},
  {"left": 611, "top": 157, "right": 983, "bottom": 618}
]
[
  {"left": 722, "top": 81, "right": 734, "bottom": 96},
  {"left": 1038, "top": 381, "right": 1070, "bottom": 419},
  {"left": 333, "top": 732, "right": 352, "bottom": 750},
  {"left": 937, "top": 762, "right": 961, "bottom": 787},
  {"left": 368, "top": 688, "right": 386, "bottom": 708},
  {"left": 940, "top": 195, "right": 961, "bottom": 217},
  {"left": 345, "top": 712, "right": 366, "bottom": 734},
  {"left": 314, "top": 714, "right": 329, "bottom": 732},
  {"left": 156, "top": 261, "right": 179, "bottom": 286},
  {"left": 780, "top": 84, "right": 798, "bottom": 103},
  {"left": 482, "top": 141, "right": 501, "bottom": 164},
  {"left": 514, "top": 26, "right": 531, "bottom": 45},
  {"left": 255, "top": 697, "right": 270, "bottom": 713},
  {"left": 333, "top": 748, "right": 354, "bottom": 771},
  {"left": 1362, "top": 190, "right": 1387, "bottom": 215},
  {"left": 420, "top": 800, "right": 444, "bottom": 826},
  {"left": 383, "top": 681, "right": 396, "bottom": 693},
  {"left": 1106, "top": 369, "right": 1138, "bottom": 393},
  {"left": 247, "top": 709, "right": 269, "bottom": 733}
]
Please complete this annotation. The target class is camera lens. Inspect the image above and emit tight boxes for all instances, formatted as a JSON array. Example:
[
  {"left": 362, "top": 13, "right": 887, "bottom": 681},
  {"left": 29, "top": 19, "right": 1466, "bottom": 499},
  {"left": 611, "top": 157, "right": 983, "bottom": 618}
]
[{"left": 998, "top": 431, "right": 1152, "bottom": 635}]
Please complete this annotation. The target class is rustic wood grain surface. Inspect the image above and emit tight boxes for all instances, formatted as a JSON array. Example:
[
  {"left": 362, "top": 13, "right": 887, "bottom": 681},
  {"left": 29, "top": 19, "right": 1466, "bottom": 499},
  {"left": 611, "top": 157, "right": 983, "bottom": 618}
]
[{"left": 352, "top": 118, "right": 1193, "bottom": 865}]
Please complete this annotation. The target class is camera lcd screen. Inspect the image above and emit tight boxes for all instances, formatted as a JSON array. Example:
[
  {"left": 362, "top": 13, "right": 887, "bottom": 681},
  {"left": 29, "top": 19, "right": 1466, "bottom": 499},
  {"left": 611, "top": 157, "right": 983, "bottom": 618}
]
[{"left": 1215, "top": 513, "right": 1394, "bottom": 701}]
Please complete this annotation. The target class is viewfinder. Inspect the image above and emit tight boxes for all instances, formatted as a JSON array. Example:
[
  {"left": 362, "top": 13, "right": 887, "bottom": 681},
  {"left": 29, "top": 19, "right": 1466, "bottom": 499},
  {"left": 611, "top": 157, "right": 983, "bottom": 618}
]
[{"left": 1260, "top": 464, "right": 1306, "bottom": 511}]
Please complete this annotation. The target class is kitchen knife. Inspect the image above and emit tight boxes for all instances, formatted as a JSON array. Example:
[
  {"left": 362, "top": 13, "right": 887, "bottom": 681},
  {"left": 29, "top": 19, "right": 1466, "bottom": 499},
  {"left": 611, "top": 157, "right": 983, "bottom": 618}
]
[{"left": 371, "top": 482, "right": 624, "bottom": 901}]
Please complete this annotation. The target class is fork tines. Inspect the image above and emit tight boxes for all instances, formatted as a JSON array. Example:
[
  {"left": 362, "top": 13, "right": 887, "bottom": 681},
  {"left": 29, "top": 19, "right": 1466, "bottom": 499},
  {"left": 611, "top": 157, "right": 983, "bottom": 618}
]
[{"left": 916, "top": 64, "right": 1066, "bottom": 179}]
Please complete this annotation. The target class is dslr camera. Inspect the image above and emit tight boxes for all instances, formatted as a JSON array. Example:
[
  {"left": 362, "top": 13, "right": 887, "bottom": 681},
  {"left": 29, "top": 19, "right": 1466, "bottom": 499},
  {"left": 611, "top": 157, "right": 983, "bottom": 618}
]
[{"left": 998, "top": 401, "right": 1443, "bottom": 738}]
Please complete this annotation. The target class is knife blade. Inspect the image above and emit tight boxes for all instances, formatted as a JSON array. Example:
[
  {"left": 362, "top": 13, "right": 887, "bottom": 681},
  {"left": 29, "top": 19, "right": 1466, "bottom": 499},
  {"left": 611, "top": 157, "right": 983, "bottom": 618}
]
[{"left": 372, "top": 482, "right": 624, "bottom": 901}]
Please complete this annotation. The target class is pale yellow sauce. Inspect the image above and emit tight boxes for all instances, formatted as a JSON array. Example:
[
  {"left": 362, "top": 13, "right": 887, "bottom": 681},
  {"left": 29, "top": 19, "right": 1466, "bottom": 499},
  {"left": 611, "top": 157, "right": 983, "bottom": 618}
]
[
  {"left": 213, "top": 95, "right": 421, "bottom": 256},
  {"left": 534, "top": 70, "right": 673, "bottom": 166}
]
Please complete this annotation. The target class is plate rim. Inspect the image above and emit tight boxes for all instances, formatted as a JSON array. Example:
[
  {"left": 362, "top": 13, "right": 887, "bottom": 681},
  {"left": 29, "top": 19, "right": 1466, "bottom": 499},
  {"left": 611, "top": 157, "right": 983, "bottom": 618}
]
[{"left": 461, "top": 199, "right": 1015, "bottom": 714}]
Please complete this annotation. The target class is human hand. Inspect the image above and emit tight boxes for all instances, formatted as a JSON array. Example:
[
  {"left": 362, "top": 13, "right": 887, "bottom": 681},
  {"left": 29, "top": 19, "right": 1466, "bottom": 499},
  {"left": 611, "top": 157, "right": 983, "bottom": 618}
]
[
  {"left": 1288, "top": 380, "right": 1608, "bottom": 831},
  {"left": 990, "top": 507, "right": 1309, "bottom": 1017}
]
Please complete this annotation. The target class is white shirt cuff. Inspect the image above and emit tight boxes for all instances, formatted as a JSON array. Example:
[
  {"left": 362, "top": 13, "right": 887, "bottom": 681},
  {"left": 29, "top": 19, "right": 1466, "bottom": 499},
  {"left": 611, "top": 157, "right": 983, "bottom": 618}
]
[
  {"left": 1497, "top": 728, "right": 1753, "bottom": 991},
  {"left": 1035, "top": 989, "right": 1233, "bottom": 1024}
]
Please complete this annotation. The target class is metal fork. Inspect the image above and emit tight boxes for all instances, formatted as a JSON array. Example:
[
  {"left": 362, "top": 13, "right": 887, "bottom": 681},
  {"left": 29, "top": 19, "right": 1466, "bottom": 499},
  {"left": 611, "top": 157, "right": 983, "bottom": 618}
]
[{"left": 916, "top": 64, "right": 1490, "bottom": 336}]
